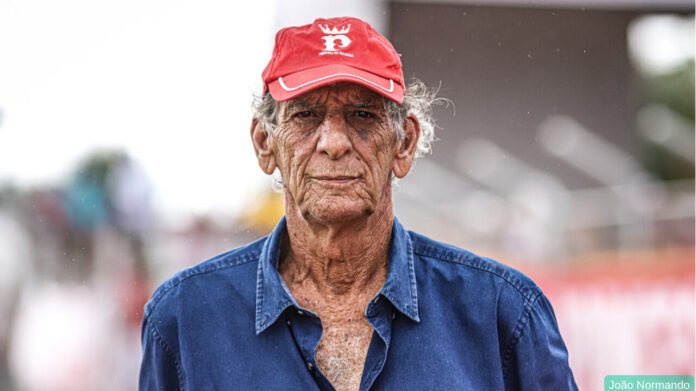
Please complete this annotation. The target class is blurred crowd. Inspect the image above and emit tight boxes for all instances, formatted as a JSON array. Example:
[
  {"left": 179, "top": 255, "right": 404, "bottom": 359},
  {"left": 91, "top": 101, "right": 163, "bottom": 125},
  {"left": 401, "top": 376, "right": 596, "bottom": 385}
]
[
  {"left": 0, "top": 151, "right": 156, "bottom": 390},
  {"left": 0, "top": 148, "right": 282, "bottom": 390}
]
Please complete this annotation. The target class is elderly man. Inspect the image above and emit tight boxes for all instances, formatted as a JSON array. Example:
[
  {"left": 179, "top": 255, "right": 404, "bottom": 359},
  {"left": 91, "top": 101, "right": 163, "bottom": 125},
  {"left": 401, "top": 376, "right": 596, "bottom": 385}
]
[{"left": 139, "top": 16, "right": 577, "bottom": 390}]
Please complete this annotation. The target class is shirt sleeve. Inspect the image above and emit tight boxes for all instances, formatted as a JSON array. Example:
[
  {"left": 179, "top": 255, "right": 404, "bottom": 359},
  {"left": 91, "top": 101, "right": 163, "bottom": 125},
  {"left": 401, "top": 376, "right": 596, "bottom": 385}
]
[
  {"left": 503, "top": 292, "right": 578, "bottom": 391},
  {"left": 139, "top": 318, "right": 183, "bottom": 391}
]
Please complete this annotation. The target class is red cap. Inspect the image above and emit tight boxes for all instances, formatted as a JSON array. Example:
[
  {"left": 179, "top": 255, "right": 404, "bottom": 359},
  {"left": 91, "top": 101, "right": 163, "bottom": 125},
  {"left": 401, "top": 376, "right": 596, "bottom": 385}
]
[{"left": 262, "top": 17, "right": 404, "bottom": 104}]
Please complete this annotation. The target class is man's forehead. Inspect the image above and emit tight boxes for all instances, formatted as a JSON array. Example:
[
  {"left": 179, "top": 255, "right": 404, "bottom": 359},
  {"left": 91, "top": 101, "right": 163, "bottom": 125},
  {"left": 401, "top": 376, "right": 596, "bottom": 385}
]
[{"left": 284, "top": 83, "right": 384, "bottom": 107}]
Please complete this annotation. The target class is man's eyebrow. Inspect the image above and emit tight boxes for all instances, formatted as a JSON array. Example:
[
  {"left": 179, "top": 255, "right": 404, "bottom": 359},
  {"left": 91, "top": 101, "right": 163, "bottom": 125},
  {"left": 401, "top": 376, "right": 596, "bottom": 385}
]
[
  {"left": 283, "top": 97, "right": 383, "bottom": 111},
  {"left": 349, "top": 102, "right": 379, "bottom": 108},
  {"left": 347, "top": 96, "right": 385, "bottom": 109},
  {"left": 284, "top": 100, "right": 322, "bottom": 112}
]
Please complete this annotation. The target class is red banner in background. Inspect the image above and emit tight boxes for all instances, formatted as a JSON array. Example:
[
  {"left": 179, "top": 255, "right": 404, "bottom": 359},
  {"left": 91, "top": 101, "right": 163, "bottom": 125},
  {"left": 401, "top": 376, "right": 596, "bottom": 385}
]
[{"left": 517, "top": 247, "right": 695, "bottom": 391}]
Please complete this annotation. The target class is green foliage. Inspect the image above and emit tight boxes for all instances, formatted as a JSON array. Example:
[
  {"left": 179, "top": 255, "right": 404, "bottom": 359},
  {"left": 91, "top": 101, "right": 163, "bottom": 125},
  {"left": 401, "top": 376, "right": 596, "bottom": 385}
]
[
  {"left": 642, "top": 59, "right": 695, "bottom": 123},
  {"left": 638, "top": 60, "right": 694, "bottom": 180}
]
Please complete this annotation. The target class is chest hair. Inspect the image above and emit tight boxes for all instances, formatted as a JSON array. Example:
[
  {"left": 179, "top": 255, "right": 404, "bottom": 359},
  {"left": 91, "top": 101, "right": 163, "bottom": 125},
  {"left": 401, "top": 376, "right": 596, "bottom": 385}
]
[{"left": 315, "top": 319, "right": 374, "bottom": 391}]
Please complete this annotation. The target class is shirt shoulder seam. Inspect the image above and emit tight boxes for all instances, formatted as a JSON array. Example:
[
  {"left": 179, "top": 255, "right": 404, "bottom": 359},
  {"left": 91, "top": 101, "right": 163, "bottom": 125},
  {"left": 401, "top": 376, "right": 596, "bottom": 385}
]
[
  {"left": 147, "top": 320, "right": 185, "bottom": 390},
  {"left": 144, "top": 250, "right": 261, "bottom": 322},
  {"left": 412, "top": 241, "right": 538, "bottom": 301},
  {"left": 501, "top": 289, "right": 543, "bottom": 374}
]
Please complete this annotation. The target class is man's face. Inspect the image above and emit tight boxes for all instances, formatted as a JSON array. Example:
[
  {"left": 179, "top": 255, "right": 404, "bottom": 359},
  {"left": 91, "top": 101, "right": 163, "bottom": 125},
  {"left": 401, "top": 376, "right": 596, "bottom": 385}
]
[{"left": 270, "top": 83, "right": 399, "bottom": 224}]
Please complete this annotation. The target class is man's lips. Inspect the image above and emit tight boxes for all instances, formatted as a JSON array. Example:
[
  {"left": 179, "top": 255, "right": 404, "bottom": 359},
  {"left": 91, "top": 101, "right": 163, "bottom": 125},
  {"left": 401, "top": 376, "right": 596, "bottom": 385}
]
[{"left": 310, "top": 175, "right": 360, "bottom": 184}]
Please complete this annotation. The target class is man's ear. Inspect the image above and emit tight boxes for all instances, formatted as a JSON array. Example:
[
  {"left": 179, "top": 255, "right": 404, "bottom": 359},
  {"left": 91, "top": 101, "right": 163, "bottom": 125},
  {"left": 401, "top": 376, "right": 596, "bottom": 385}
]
[
  {"left": 393, "top": 114, "right": 421, "bottom": 178},
  {"left": 250, "top": 118, "right": 277, "bottom": 175}
]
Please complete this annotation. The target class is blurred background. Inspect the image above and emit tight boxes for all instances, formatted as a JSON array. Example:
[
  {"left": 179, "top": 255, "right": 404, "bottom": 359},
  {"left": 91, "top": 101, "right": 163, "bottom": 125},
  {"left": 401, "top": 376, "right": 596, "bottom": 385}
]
[{"left": 0, "top": 0, "right": 693, "bottom": 390}]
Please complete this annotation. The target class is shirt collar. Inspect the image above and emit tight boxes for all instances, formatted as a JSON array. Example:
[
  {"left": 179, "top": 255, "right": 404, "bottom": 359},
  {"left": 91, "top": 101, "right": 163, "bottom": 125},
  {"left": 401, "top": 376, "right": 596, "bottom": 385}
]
[{"left": 255, "top": 216, "right": 420, "bottom": 335}]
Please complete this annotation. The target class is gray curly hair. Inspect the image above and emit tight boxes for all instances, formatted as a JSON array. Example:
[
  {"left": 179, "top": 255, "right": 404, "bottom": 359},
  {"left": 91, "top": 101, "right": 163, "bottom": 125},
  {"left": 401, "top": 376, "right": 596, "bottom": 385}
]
[{"left": 252, "top": 79, "right": 440, "bottom": 159}]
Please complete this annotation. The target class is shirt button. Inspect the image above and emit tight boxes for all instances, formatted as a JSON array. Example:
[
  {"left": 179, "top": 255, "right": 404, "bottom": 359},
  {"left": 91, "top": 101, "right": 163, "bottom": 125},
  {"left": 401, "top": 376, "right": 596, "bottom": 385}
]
[
  {"left": 297, "top": 309, "right": 304, "bottom": 316},
  {"left": 286, "top": 319, "right": 292, "bottom": 326},
  {"left": 392, "top": 312, "right": 396, "bottom": 320},
  {"left": 307, "top": 362, "right": 314, "bottom": 371}
]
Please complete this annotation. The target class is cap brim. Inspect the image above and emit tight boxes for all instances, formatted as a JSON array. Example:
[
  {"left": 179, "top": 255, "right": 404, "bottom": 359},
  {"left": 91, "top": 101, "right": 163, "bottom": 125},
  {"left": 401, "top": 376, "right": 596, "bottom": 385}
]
[{"left": 267, "top": 64, "right": 404, "bottom": 104}]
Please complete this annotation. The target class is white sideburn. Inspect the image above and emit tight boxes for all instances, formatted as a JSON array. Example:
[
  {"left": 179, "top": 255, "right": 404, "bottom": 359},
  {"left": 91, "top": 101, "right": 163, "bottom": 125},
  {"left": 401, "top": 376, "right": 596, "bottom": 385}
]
[{"left": 278, "top": 73, "right": 395, "bottom": 93}]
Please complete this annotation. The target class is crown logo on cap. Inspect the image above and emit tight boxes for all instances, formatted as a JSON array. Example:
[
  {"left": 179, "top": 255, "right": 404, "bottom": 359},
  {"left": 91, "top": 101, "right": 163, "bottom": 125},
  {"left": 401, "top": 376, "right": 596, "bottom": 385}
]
[{"left": 318, "top": 24, "right": 351, "bottom": 35}]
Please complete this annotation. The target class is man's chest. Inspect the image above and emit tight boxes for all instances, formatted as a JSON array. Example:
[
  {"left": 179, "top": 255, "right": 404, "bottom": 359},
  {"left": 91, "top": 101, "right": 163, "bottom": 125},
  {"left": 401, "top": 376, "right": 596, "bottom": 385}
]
[
  {"left": 315, "top": 319, "right": 374, "bottom": 391},
  {"left": 288, "top": 284, "right": 378, "bottom": 390},
  {"left": 173, "top": 296, "right": 508, "bottom": 391}
]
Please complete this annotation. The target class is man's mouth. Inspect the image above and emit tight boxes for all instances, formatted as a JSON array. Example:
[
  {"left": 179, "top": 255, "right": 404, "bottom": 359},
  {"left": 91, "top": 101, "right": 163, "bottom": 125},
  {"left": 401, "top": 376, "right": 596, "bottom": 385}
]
[{"left": 311, "top": 175, "right": 360, "bottom": 184}]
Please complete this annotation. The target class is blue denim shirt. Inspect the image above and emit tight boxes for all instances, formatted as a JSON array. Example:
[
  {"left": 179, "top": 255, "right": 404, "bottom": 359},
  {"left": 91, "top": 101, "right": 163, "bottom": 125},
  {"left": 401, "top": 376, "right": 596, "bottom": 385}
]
[{"left": 140, "top": 217, "right": 577, "bottom": 390}]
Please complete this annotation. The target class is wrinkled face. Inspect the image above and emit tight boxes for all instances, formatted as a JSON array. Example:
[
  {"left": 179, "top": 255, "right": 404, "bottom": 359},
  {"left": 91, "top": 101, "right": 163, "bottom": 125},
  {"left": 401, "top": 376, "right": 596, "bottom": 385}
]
[{"left": 271, "top": 83, "right": 400, "bottom": 224}]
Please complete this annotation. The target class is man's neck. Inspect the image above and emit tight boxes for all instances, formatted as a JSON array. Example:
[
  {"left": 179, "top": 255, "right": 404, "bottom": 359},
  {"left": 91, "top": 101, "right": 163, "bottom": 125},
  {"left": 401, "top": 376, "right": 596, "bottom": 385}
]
[{"left": 279, "top": 200, "right": 393, "bottom": 302}]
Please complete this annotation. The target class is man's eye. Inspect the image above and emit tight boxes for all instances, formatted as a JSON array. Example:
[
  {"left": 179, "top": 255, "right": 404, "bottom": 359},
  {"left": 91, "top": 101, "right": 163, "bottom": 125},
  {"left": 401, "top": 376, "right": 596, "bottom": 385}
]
[
  {"left": 294, "top": 111, "right": 315, "bottom": 119},
  {"left": 353, "top": 110, "right": 375, "bottom": 119}
]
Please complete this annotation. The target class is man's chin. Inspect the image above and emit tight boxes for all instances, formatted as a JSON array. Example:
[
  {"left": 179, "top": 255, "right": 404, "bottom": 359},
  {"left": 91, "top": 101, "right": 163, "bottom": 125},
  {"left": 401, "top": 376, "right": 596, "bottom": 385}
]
[{"left": 301, "top": 199, "right": 374, "bottom": 224}]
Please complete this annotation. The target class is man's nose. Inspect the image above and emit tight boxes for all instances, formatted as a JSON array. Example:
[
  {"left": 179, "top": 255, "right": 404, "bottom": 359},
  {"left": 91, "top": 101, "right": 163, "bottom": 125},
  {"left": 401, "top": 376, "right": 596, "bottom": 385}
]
[{"left": 316, "top": 115, "right": 352, "bottom": 160}]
